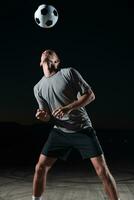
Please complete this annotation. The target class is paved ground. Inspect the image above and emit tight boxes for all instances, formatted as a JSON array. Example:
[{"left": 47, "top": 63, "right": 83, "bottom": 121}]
[{"left": 0, "top": 158, "right": 134, "bottom": 200}]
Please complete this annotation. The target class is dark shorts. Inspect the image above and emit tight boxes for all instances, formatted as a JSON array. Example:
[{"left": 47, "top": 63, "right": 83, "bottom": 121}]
[{"left": 41, "top": 127, "right": 103, "bottom": 160}]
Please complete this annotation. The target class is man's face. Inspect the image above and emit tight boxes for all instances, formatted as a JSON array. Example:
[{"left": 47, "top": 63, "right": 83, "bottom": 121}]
[{"left": 40, "top": 50, "right": 59, "bottom": 66}]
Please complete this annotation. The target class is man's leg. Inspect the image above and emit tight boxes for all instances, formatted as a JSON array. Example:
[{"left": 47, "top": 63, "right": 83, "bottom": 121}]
[
  {"left": 32, "top": 154, "right": 57, "bottom": 200},
  {"left": 90, "top": 154, "right": 120, "bottom": 200}
]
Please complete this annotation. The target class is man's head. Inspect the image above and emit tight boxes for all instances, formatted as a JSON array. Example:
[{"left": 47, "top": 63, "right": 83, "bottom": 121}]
[{"left": 40, "top": 49, "right": 60, "bottom": 70}]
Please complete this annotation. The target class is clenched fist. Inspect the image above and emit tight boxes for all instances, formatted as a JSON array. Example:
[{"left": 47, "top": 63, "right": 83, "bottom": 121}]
[
  {"left": 52, "top": 106, "right": 71, "bottom": 119},
  {"left": 35, "top": 109, "right": 51, "bottom": 122}
]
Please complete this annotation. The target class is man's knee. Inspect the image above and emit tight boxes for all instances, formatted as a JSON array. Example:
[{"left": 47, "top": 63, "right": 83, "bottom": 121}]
[
  {"left": 35, "top": 154, "right": 56, "bottom": 174},
  {"left": 95, "top": 164, "right": 110, "bottom": 180},
  {"left": 35, "top": 162, "right": 51, "bottom": 177}
]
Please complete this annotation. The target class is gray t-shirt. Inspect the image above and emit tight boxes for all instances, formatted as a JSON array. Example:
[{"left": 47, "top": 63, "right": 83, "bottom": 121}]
[{"left": 33, "top": 67, "right": 92, "bottom": 133}]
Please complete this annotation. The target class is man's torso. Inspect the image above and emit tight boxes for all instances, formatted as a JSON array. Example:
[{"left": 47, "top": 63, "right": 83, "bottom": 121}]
[{"left": 34, "top": 67, "right": 92, "bottom": 133}]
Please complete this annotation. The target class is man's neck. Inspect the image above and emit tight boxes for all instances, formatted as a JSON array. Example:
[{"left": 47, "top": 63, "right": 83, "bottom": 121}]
[{"left": 42, "top": 63, "right": 57, "bottom": 78}]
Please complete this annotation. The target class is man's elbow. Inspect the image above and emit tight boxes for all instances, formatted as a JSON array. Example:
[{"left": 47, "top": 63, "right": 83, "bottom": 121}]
[
  {"left": 91, "top": 91, "right": 95, "bottom": 101},
  {"left": 86, "top": 90, "right": 95, "bottom": 102}
]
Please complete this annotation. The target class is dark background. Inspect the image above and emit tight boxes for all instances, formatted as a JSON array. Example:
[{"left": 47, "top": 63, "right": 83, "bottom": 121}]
[{"left": 0, "top": 0, "right": 134, "bottom": 166}]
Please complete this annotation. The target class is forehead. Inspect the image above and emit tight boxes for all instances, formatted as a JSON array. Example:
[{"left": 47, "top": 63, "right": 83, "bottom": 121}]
[{"left": 42, "top": 50, "right": 55, "bottom": 55}]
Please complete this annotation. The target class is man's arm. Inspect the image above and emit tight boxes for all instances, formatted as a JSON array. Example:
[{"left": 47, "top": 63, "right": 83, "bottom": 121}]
[
  {"left": 67, "top": 89, "right": 95, "bottom": 112},
  {"left": 52, "top": 89, "right": 95, "bottom": 118},
  {"left": 34, "top": 85, "right": 51, "bottom": 122}
]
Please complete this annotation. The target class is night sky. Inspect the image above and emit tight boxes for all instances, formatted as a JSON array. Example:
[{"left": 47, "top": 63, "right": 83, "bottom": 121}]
[{"left": 0, "top": 0, "right": 134, "bottom": 130}]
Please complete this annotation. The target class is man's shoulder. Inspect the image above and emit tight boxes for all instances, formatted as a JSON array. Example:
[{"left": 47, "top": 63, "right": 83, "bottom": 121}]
[
  {"left": 60, "top": 67, "right": 81, "bottom": 81},
  {"left": 60, "top": 67, "right": 74, "bottom": 78},
  {"left": 33, "top": 76, "right": 44, "bottom": 89},
  {"left": 60, "top": 67, "right": 75, "bottom": 74}
]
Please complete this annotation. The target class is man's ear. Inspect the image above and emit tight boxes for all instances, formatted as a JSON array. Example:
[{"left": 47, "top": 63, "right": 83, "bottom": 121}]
[
  {"left": 40, "top": 62, "right": 42, "bottom": 67},
  {"left": 54, "top": 61, "right": 60, "bottom": 69},
  {"left": 55, "top": 59, "right": 60, "bottom": 64}
]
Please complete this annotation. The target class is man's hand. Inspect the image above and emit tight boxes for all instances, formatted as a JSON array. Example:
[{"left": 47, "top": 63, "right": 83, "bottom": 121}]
[
  {"left": 52, "top": 106, "right": 71, "bottom": 119},
  {"left": 35, "top": 109, "right": 51, "bottom": 122},
  {"left": 52, "top": 90, "right": 95, "bottom": 119}
]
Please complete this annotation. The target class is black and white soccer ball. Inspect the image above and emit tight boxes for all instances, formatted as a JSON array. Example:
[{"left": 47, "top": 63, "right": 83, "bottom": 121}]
[{"left": 34, "top": 4, "right": 59, "bottom": 28}]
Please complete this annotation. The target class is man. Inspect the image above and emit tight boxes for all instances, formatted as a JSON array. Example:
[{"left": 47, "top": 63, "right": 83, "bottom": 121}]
[{"left": 32, "top": 49, "right": 120, "bottom": 200}]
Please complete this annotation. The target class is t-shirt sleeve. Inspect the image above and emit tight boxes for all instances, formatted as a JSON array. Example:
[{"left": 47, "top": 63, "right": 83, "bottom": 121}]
[
  {"left": 33, "top": 84, "right": 49, "bottom": 111},
  {"left": 69, "top": 68, "right": 91, "bottom": 95}
]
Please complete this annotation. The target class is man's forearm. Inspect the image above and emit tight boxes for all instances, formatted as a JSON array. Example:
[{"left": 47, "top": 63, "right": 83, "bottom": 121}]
[
  {"left": 67, "top": 90, "right": 95, "bottom": 112},
  {"left": 52, "top": 90, "right": 95, "bottom": 118}
]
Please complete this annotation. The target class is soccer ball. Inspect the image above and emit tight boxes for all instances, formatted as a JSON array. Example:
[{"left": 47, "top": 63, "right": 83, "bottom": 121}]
[{"left": 34, "top": 4, "right": 59, "bottom": 28}]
